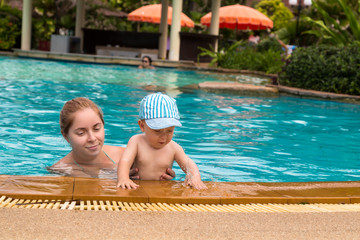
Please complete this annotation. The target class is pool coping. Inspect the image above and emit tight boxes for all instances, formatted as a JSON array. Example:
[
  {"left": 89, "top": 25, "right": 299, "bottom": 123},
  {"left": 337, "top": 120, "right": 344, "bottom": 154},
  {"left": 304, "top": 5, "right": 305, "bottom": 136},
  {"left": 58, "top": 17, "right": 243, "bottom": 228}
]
[
  {"left": 1, "top": 175, "right": 360, "bottom": 204},
  {"left": 10, "top": 49, "right": 195, "bottom": 68}
]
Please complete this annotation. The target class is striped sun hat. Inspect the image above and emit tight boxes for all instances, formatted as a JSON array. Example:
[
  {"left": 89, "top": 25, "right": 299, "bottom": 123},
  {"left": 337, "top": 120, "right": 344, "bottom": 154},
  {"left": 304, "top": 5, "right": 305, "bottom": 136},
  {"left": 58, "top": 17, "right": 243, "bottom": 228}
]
[{"left": 139, "top": 92, "right": 182, "bottom": 130}]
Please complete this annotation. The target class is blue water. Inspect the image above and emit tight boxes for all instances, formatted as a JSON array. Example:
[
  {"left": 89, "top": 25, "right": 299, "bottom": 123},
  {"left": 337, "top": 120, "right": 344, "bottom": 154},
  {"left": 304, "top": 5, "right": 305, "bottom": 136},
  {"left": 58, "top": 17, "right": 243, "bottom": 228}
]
[{"left": 1, "top": 56, "right": 360, "bottom": 182}]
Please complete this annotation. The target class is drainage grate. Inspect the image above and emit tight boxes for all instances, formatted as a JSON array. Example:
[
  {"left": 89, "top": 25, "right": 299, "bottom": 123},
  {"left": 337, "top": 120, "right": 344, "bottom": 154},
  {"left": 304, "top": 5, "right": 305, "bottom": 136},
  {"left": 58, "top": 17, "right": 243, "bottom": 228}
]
[{"left": 1, "top": 196, "right": 360, "bottom": 212}]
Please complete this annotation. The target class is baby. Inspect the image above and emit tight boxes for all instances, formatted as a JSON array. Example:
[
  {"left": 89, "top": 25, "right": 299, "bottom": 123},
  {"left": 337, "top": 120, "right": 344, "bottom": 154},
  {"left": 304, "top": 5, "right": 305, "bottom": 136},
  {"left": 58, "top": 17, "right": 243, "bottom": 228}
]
[{"left": 117, "top": 92, "right": 207, "bottom": 190}]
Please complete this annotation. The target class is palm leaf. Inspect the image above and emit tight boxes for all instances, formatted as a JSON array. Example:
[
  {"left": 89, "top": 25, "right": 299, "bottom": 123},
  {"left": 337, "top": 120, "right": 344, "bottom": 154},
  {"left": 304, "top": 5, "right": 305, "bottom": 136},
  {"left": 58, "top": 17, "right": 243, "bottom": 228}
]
[{"left": 337, "top": 0, "right": 360, "bottom": 40}]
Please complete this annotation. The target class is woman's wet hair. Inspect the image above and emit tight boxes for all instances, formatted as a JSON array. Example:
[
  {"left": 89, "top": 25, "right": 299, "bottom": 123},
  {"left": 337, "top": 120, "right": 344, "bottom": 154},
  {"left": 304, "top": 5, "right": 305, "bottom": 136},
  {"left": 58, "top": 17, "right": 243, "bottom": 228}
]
[{"left": 60, "top": 97, "right": 104, "bottom": 135}]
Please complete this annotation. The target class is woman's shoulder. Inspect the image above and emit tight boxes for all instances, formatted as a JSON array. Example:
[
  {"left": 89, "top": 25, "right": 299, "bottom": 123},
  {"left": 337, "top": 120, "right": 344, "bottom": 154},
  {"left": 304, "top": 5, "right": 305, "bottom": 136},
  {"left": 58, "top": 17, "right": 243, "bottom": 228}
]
[
  {"left": 51, "top": 153, "right": 73, "bottom": 167},
  {"left": 103, "top": 145, "right": 125, "bottom": 163},
  {"left": 103, "top": 144, "right": 125, "bottom": 153},
  {"left": 48, "top": 154, "right": 77, "bottom": 176}
]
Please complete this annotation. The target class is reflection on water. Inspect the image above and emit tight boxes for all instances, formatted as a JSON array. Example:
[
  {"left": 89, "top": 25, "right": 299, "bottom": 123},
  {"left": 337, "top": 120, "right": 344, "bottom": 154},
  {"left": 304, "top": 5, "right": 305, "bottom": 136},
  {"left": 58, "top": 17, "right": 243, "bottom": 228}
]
[{"left": 1, "top": 57, "right": 360, "bottom": 182}]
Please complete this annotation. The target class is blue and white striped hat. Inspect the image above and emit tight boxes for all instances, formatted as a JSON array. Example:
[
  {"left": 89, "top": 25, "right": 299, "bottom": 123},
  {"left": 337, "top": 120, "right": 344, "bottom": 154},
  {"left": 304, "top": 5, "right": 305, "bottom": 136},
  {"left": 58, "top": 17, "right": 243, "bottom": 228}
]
[{"left": 139, "top": 92, "right": 182, "bottom": 130}]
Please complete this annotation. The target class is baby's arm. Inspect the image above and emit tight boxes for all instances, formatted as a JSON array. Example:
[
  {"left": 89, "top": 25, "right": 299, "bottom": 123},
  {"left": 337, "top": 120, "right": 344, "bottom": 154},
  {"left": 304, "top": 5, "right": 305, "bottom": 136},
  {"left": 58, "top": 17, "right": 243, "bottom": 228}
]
[
  {"left": 117, "top": 136, "right": 139, "bottom": 189},
  {"left": 173, "top": 142, "right": 207, "bottom": 190}
]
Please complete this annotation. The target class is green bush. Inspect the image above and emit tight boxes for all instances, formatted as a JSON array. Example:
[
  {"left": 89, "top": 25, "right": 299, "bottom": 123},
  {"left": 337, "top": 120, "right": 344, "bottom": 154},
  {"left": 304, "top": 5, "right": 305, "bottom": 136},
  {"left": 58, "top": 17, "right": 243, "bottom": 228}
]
[
  {"left": 199, "top": 38, "right": 285, "bottom": 74},
  {"left": 279, "top": 44, "right": 360, "bottom": 95},
  {"left": 218, "top": 38, "right": 284, "bottom": 74},
  {"left": 0, "top": 5, "right": 21, "bottom": 50},
  {"left": 221, "top": 48, "right": 283, "bottom": 74},
  {"left": 256, "top": 37, "right": 283, "bottom": 53}
]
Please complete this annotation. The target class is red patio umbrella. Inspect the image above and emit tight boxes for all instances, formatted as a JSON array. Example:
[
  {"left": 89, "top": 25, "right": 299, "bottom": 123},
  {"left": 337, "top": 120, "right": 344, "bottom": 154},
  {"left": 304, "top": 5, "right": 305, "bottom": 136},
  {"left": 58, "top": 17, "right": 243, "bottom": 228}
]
[
  {"left": 128, "top": 4, "right": 194, "bottom": 28},
  {"left": 200, "top": 4, "right": 273, "bottom": 30}
]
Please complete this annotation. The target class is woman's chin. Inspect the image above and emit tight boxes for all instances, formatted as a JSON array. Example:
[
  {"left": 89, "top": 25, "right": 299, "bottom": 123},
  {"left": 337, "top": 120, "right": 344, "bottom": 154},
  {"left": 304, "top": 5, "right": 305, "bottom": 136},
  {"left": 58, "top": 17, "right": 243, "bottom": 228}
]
[{"left": 85, "top": 144, "right": 102, "bottom": 155}]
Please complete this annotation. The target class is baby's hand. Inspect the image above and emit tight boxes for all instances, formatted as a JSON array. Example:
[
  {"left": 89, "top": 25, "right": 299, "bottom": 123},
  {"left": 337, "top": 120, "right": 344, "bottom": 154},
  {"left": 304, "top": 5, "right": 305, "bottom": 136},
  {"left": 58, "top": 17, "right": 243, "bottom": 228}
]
[
  {"left": 116, "top": 178, "right": 139, "bottom": 189},
  {"left": 184, "top": 176, "right": 207, "bottom": 190}
]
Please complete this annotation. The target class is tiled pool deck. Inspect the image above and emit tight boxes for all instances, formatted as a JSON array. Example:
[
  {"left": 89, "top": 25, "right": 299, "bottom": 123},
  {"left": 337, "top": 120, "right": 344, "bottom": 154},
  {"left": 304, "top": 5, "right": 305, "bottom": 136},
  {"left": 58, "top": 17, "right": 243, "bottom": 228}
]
[{"left": 1, "top": 175, "right": 360, "bottom": 204}]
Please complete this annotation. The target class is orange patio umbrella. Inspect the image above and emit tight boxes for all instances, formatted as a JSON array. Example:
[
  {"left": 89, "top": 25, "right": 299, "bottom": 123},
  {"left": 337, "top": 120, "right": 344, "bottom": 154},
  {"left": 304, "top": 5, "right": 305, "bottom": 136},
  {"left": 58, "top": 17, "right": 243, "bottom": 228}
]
[
  {"left": 201, "top": 4, "right": 273, "bottom": 30},
  {"left": 128, "top": 4, "right": 194, "bottom": 28}
]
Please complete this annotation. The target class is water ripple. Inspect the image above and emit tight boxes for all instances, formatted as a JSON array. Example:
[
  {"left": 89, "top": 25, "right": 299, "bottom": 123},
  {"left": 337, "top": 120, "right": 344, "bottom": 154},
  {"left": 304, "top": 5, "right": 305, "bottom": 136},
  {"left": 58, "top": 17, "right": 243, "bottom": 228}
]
[{"left": 1, "top": 57, "right": 360, "bottom": 182}]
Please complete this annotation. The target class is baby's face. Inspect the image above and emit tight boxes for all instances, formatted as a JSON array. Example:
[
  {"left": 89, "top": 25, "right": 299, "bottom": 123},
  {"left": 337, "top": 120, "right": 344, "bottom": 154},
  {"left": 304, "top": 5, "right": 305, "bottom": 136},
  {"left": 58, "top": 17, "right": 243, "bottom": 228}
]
[{"left": 139, "top": 121, "right": 175, "bottom": 149}]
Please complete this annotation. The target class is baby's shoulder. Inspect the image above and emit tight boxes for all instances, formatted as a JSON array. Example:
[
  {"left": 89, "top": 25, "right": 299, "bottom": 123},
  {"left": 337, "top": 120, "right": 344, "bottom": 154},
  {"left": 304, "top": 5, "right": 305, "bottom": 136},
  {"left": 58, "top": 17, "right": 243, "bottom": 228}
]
[
  {"left": 126, "top": 134, "right": 147, "bottom": 148},
  {"left": 168, "top": 140, "right": 183, "bottom": 151},
  {"left": 129, "top": 134, "right": 144, "bottom": 142}
]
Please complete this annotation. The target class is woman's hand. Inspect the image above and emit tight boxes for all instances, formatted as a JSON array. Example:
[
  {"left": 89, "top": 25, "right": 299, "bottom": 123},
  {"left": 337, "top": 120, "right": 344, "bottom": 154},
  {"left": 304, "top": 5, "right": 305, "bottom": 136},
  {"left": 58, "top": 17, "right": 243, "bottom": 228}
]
[
  {"left": 159, "top": 168, "right": 176, "bottom": 180},
  {"left": 130, "top": 167, "right": 175, "bottom": 180},
  {"left": 129, "top": 167, "right": 140, "bottom": 180}
]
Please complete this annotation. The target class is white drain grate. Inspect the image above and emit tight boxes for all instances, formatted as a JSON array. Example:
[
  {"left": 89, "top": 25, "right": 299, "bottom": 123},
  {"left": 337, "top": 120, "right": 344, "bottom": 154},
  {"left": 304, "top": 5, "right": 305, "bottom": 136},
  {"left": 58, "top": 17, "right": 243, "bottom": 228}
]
[{"left": 1, "top": 195, "right": 360, "bottom": 212}]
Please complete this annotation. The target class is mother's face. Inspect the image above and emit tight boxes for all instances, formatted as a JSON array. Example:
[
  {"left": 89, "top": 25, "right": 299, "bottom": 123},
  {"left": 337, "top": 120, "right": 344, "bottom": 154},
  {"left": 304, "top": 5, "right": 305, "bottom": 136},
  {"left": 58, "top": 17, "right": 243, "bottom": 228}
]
[{"left": 64, "top": 108, "right": 105, "bottom": 158}]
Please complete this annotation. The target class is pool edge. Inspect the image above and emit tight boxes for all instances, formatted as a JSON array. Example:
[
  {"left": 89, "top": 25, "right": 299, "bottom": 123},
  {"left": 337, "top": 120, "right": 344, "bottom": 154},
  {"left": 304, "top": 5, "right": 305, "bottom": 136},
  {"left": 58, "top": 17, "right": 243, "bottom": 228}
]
[{"left": 1, "top": 175, "right": 360, "bottom": 204}]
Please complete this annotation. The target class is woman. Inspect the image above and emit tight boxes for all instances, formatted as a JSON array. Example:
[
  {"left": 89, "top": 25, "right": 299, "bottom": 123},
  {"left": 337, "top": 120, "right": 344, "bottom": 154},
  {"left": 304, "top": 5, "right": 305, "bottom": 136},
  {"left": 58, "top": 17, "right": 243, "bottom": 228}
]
[
  {"left": 138, "top": 56, "right": 155, "bottom": 69},
  {"left": 49, "top": 97, "right": 174, "bottom": 179}
]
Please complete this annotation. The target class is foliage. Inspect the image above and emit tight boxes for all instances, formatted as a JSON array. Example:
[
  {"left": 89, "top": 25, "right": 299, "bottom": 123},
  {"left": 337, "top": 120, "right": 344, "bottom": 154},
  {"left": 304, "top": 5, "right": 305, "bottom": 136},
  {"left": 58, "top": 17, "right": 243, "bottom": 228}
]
[
  {"left": 183, "top": 0, "right": 247, "bottom": 14},
  {"left": 85, "top": 4, "right": 130, "bottom": 31},
  {"left": 32, "top": 0, "right": 57, "bottom": 42},
  {"left": 221, "top": 48, "right": 283, "bottom": 74},
  {"left": 304, "top": 0, "right": 360, "bottom": 46},
  {"left": 256, "top": 37, "right": 283, "bottom": 53},
  {"left": 198, "top": 38, "right": 284, "bottom": 74},
  {"left": 275, "top": 19, "right": 317, "bottom": 46},
  {"left": 255, "top": 0, "right": 293, "bottom": 31},
  {"left": 279, "top": 44, "right": 360, "bottom": 95},
  {"left": 107, "top": 0, "right": 158, "bottom": 13},
  {"left": 198, "top": 40, "right": 245, "bottom": 66},
  {"left": 32, "top": 18, "right": 56, "bottom": 41},
  {"left": 0, "top": 4, "right": 21, "bottom": 50}
]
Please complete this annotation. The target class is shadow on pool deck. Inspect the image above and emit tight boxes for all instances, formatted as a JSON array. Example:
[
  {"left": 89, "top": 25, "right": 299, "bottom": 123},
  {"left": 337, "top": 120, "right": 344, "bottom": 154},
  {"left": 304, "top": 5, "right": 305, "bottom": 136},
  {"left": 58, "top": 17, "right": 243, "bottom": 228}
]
[{"left": 1, "top": 175, "right": 360, "bottom": 204}]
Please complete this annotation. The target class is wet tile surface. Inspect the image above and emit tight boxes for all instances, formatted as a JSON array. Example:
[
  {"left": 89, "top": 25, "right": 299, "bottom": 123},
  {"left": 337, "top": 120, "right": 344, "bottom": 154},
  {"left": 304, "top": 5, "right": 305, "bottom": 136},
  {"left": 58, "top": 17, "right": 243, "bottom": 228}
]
[
  {"left": 1, "top": 176, "right": 360, "bottom": 204},
  {"left": 0, "top": 175, "right": 74, "bottom": 200},
  {"left": 200, "top": 182, "right": 288, "bottom": 204},
  {"left": 0, "top": 175, "right": 9, "bottom": 183},
  {"left": 260, "top": 182, "right": 360, "bottom": 197},
  {"left": 73, "top": 178, "right": 148, "bottom": 202},
  {"left": 141, "top": 181, "right": 221, "bottom": 204}
]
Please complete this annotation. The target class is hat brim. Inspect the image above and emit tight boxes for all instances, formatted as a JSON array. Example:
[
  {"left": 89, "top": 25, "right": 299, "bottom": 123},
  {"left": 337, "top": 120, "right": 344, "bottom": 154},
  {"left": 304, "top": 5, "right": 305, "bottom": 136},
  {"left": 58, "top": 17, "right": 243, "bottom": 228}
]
[{"left": 145, "top": 118, "right": 182, "bottom": 130}]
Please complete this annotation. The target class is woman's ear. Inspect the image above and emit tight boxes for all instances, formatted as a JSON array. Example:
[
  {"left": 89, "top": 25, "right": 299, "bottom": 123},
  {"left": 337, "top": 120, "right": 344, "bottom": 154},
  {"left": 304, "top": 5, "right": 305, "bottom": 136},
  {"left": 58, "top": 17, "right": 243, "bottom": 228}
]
[
  {"left": 61, "top": 131, "right": 70, "bottom": 143},
  {"left": 138, "top": 120, "right": 145, "bottom": 132}
]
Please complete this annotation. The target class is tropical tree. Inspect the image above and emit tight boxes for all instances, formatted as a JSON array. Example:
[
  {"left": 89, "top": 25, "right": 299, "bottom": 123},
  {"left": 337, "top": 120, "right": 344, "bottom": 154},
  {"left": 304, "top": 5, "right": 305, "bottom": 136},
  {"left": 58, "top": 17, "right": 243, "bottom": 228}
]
[
  {"left": 276, "top": 18, "right": 317, "bottom": 46},
  {"left": 255, "top": 0, "right": 294, "bottom": 31},
  {"left": 304, "top": 0, "right": 360, "bottom": 46}
]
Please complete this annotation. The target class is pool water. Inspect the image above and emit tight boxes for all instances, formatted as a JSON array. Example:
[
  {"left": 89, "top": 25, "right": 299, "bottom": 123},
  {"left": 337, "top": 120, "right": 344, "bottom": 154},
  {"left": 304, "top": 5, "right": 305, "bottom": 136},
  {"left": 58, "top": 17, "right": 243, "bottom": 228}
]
[{"left": 1, "top": 56, "right": 360, "bottom": 182}]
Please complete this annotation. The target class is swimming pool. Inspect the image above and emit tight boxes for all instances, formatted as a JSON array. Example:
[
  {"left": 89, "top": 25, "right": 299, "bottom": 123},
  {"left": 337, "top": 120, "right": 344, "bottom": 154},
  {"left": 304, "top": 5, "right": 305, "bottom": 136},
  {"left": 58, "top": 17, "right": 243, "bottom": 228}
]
[{"left": 1, "top": 56, "right": 360, "bottom": 182}]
